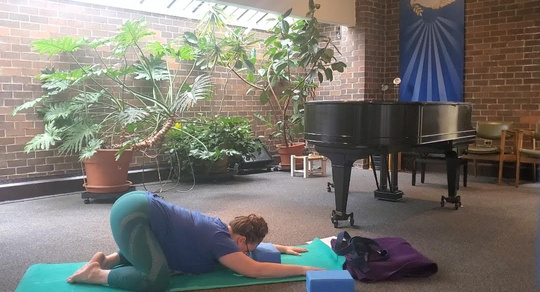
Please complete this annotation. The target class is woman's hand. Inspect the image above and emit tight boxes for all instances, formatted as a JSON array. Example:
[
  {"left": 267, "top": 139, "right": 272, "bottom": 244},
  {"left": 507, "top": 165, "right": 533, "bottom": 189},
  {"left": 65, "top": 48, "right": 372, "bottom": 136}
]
[
  {"left": 274, "top": 244, "right": 308, "bottom": 256},
  {"left": 302, "top": 266, "right": 325, "bottom": 275}
]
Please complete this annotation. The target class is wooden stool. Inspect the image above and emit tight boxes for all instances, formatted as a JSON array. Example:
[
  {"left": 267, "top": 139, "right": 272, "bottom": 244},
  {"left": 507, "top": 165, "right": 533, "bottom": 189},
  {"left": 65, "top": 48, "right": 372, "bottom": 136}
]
[{"left": 291, "top": 154, "right": 327, "bottom": 178}]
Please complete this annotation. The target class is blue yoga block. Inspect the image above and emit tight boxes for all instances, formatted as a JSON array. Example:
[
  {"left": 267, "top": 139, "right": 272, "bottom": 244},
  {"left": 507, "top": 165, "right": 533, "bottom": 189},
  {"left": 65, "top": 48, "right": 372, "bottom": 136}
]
[
  {"left": 250, "top": 242, "right": 281, "bottom": 263},
  {"left": 306, "top": 270, "right": 354, "bottom": 292}
]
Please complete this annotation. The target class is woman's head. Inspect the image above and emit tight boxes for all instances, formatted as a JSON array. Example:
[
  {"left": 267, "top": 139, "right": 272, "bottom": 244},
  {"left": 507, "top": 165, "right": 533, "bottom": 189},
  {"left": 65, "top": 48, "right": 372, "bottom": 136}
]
[{"left": 229, "top": 214, "right": 268, "bottom": 245}]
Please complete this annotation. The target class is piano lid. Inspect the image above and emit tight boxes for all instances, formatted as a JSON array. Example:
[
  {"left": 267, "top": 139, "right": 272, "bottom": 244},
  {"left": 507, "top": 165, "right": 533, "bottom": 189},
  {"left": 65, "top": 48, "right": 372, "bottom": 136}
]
[{"left": 304, "top": 101, "right": 475, "bottom": 148}]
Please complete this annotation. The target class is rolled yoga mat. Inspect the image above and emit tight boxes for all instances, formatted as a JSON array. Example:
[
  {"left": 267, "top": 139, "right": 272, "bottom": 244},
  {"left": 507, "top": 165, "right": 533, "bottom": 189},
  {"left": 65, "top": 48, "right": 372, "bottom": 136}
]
[{"left": 15, "top": 238, "right": 345, "bottom": 292}]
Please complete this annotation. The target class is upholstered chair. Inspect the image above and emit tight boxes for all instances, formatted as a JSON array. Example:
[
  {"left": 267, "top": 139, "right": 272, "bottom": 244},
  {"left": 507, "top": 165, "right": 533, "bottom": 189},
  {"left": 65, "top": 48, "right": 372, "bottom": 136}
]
[
  {"left": 462, "top": 121, "right": 516, "bottom": 184},
  {"left": 515, "top": 121, "right": 540, "bottom": 187}
]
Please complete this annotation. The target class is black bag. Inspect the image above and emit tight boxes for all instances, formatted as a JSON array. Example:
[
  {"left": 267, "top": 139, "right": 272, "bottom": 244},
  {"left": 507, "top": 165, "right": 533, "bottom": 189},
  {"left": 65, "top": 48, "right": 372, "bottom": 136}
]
[{"left": 332, "top": 231, "right": 438, "bottom": 282}]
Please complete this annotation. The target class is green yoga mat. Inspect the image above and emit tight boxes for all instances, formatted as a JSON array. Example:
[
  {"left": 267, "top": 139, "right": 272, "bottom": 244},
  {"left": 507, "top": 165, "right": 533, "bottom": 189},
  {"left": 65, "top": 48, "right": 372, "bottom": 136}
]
[{"left": 16, "top": 238, "right": 345, "bottom": 292}]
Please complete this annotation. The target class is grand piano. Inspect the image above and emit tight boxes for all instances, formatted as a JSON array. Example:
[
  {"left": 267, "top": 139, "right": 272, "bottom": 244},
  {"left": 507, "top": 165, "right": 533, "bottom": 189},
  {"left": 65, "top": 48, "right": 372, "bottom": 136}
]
[{"left": 304, "top": 101, "right": 476, "bottom": 227}]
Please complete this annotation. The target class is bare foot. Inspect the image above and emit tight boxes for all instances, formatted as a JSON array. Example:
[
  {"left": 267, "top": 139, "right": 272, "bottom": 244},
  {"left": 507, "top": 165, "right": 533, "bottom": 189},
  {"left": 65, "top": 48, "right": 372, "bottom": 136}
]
[
  {"left": 70, "top": 252, "right": 105, "bottom": 277},
  {"left": 66, "top": 262, "right": 108, "bottom": 284},
  {"left": 102, "top": 252, "right": 121, "bottom": 269}
]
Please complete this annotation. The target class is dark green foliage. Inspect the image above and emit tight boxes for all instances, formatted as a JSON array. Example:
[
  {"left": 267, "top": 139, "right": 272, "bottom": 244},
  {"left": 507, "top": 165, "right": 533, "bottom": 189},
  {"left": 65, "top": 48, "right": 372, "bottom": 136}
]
[{"left": 164, "top": 115, "right": 260, "bottom": 177}]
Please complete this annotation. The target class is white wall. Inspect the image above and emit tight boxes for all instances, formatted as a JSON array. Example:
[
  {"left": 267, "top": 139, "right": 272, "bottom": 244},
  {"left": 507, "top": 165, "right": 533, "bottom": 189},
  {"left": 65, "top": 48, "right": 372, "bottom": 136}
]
[{"left": 211, "top": 0, "right": 356, "bottom": 26}]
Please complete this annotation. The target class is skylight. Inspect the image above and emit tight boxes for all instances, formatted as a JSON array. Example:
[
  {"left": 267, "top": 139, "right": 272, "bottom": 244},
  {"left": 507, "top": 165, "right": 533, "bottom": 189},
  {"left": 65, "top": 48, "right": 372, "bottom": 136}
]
[{"left": 71, "top": 0, "right": 287, "bottom": 31}]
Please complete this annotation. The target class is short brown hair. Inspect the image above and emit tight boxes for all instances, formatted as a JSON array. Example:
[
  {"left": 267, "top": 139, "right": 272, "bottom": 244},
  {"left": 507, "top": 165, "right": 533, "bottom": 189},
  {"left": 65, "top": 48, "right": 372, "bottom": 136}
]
[{"left": 229, "top": 214, "right": 268, "bottom": 244}]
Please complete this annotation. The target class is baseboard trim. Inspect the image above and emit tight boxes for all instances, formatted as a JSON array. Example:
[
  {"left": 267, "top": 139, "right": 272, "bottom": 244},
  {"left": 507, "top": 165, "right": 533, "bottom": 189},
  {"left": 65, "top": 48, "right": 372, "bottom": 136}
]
[{"left": 0, "top": 168, "right": 170, "bottom": 203}]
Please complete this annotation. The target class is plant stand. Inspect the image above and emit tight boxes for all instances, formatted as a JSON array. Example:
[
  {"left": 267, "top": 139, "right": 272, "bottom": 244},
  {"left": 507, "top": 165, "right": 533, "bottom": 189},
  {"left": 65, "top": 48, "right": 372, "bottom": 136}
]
[{"left": 81, "top": 186, "right": 136, "bottom": 204}]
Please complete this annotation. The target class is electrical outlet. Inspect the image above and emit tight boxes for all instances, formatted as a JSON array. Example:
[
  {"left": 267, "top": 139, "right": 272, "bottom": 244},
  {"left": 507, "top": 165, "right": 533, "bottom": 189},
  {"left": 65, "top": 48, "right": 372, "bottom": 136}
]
[{"left": 484, "top": 140, "right": 493, "bottom": 147}]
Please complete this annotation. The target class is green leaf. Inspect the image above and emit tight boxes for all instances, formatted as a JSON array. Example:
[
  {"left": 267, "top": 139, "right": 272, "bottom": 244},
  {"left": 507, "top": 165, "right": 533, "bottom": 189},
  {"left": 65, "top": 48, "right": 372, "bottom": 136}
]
[
  {"left": 31, "top": 36, "right": 87, "bottom": 58},
  {"left": 243, "top": 58, "right": 256, "bottom": 73},
  {"left": 283, "top": 8, "right": 293, "bottom": 18},
  {"left": 274, "top": 61, "right": 288, "bottom": 75},
  {"left": 234, "top": 60, "right": 243, "bottom": 69},
  {"left": 318, "top": 72, "right": 323, "bottom": 83},
  {"left": 331, "top": 61, "right": 347, "bottom": 73},
  {"left": 133, "top": 54, "right": 170, "bottom": 81},
  {"left": 184, "top": 32, "right": 198, "bottom": 45},
  {"left": 112, "top": 19, "right": 154, "bottom": 56},
  {"left": 117, "top": 107, "right": 149, "bottom": 125},
  {"left": 80, "top": 139, "right": 103, "bottom": 161},
  {"left": 246, "top": 72, "right": 255, "bottom": 83},
  {"left": 42, "top": 102, "right": 72, "bottom": 122},
  {"left": 324, "top": 68, "right": 333, "bottom": 82},
  {"left": 57, "top": 122, "right": 101, "bottom": 156},
  {"left": 177, "top": 45, "right": 196, "bottom": 60},
  {"left": 281, "top": 20, "right": 290, "bottom": 35},
  {"left": 259, "top": 91, "right": 269, "bottom": 105},
  {"left": 264, "top": 35, "right": 278, "bottom": 47},
  {"left": 146, "top": 41, "right": 166, "bottom": 56},
  {"left": 321, "top": 48, "right": 334, "bottom": 63},
  {"left": 23, "top": 123, "right": 63, "bottom": 152},
  {"left": 12, "top": 97, "right": 44, "bottom": 115}
]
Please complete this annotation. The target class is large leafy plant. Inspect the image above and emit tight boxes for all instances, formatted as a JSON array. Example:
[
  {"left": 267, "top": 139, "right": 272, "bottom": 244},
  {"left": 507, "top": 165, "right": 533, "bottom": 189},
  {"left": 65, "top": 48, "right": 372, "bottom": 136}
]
[
  {"left": 164, "top": 115, "right": 259, "bottom": 177},
  {"left": 187, "top": 0, "right": 346, "bottom": 146},
  {"left": 13, "top": 20, "right": 213, "bottom": 160}
]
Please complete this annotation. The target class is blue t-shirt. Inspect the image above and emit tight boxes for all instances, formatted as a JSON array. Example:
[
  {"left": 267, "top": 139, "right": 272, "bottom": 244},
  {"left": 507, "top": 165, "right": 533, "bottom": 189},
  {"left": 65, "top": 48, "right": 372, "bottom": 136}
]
[{"left": 145, "top": 193, "right": 239, "bottom": 273}]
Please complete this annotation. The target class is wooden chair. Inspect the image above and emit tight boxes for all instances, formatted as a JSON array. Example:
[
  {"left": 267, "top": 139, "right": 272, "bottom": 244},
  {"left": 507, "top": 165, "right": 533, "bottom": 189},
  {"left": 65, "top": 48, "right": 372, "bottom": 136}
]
[
  {"left": 515, "top": 121, "right": 540, "bottom": 187},
  {"left": 462, "top": 121, "right": 516, "bottom": 184}
]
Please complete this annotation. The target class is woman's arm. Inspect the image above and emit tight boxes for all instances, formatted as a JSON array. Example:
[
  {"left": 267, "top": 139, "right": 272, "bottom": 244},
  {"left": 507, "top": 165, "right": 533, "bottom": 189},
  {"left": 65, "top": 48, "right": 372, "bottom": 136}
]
[{"left": 218, "top": 252, "right": 322, "bottom": 278}]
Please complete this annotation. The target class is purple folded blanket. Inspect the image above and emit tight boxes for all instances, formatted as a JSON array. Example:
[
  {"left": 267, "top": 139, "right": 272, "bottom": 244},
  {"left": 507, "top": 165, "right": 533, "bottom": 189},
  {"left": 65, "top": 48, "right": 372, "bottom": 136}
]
[{"left": 332, "top": 236, "right": 438, "bottom": 282}]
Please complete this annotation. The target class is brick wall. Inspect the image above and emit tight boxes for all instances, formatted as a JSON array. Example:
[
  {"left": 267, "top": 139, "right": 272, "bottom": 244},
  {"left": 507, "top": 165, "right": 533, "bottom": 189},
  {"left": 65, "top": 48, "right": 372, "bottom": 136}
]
[
  {"left": 0, "top": 0, "right": 276, "bottom": 182},
  {"left": 1, "top": 0, "right": 539, "bottom": 183},
  {"left": 464, "top": 0, "right": 540, "bottom": 129}
]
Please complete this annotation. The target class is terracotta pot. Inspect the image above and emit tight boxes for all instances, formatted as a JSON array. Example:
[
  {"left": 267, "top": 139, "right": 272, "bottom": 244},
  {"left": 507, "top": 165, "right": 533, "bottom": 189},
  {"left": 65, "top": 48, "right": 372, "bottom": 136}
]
[
  {"left": 83, "top": 149, "right": 133, "bottom": 193},
  {"left": 277, "top": 142, "right": 305, "bottom": 169}
]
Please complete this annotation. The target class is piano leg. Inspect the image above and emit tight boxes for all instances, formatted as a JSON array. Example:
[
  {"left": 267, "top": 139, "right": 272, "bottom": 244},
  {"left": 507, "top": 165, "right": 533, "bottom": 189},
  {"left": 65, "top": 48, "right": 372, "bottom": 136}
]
[
  {"left": 441, "top": 150, "right": 462, "bottom": 210},
  {"left": 330, "top": 164, "right": 354, "bottom": 228},
  {"left": 374, "top": 152, "right": 404, "bottom": 201}
]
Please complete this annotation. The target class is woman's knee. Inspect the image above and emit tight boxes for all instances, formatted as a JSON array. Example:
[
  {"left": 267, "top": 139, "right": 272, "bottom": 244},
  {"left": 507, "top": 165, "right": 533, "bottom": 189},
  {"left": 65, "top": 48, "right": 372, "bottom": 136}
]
[{"left": 146, "top": 272, "right": 170, "bottom": 292}]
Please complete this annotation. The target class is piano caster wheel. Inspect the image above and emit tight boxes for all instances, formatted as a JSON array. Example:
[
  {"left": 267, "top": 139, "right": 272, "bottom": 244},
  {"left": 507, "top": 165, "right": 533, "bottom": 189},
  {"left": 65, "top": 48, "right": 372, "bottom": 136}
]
[
  {"left": 327, "top": 182, "right": 334, "bottom": 192},
  {"left": 441, "top": 196, "right": 461, "bottom": 210},
  {"left": 331, "top": 210, "right": 338, "bottom": 228},
  {"left": 331, "top": 210, "right": 354, "bottom": 228},
  {"left": 84, "top": 198, "right": 90, "bottom": 204}
]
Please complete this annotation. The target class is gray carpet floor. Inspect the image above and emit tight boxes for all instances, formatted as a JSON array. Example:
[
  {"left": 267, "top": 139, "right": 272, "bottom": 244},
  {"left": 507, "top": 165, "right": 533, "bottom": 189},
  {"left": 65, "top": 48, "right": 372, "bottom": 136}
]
[{"left": 1, "top": 167, "right": 539, "bottom": 292}]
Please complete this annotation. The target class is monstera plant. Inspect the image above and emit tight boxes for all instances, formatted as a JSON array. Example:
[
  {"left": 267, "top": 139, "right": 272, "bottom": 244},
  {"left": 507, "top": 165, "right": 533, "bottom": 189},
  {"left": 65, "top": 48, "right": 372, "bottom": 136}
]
[
  {"left": 13, "top": 19, "right": 213, "bottom": 193},
  {"left": 186, "top": 0, "right": 346, "bottom": 168}
]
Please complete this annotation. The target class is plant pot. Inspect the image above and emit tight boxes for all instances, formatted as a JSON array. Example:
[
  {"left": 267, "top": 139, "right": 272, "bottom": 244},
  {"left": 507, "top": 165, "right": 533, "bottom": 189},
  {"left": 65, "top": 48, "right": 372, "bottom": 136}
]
[
  {"left": 82, "top": 149, "right": 133, "bottom": 193},
  {"left": 277, "top": 142, "right": 305, "bottom": 169}
]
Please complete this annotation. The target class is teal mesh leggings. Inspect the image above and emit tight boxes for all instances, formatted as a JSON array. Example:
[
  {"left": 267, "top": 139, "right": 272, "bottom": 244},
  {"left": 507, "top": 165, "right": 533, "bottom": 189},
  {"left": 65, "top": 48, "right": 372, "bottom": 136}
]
[{"left": 108, "top": 191, "right": 170, "bottom": 292}]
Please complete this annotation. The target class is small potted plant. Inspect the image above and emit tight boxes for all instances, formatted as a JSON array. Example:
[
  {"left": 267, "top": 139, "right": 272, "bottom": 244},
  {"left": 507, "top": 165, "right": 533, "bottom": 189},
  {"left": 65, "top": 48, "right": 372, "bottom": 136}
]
[
  {"left": 186, "top": 0, "right": 346, "bottom": 169},
  {"left": 13, "top": 20, "right": 213, "bottom": 193},
  {"left": 163, "top": 114, "right": 260, "bottom": 181}
]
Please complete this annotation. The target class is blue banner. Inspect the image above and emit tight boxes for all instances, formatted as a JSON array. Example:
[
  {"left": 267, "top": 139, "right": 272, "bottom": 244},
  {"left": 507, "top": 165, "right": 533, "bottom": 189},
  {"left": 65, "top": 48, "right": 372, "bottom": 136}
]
[{"left": 399, "top": 0, "right": 464, "bottom": 102}]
